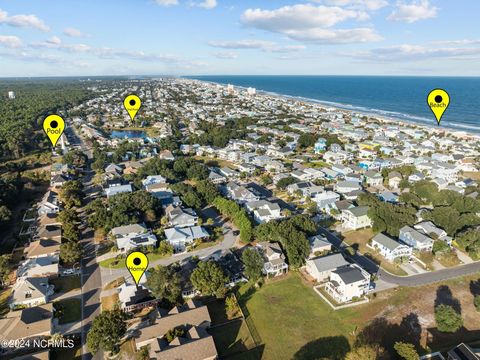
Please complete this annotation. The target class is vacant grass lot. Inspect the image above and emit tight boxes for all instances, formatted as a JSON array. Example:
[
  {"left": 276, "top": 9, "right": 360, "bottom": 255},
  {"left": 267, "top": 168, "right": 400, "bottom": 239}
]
[
  {"left": 237, "top": 273, "right": 480, "bottom": 359},
  {"left": 237, "top": 274, "right": 360, "bottom": 360},
  {"left": 53, "top": 298, "right": 82, "bottom": 324}
]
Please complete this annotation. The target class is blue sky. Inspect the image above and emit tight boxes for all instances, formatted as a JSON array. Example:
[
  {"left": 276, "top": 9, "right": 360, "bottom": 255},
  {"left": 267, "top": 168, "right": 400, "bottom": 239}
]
[{"left": 0, "top": 0, "right": 479, "bottom": 76}]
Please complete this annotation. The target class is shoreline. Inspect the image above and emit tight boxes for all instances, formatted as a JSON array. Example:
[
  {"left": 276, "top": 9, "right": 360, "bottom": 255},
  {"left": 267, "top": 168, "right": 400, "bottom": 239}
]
[{"left": 187, "top": 78, "right": 480, "bottom": 140}]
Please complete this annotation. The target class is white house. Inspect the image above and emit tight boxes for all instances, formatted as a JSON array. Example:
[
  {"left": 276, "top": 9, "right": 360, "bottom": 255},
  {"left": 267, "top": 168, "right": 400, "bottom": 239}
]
[
  {"left": 371, "top": 233, "right": 412, "bottom": 261},
  {"left": 37, "top": 191, "right": 61, "bottom": 216},
  {"left": 164, "top": 226, "right": 210, "bottom": 252},
  {"left": 257, "top": 242, "right": 288, "bottom": 277},
  {"left": 341, "top": 206, "right": 372, "bottom": 230},
  {"left": 246, "top": 200, "right": 282, "bottom": 224},
  {"left": 325, "top": 264, "right": 370, "bottom": 303},
  {"left": 9, "top": 277, "right": 54, "bottom": 310},
  {"left": 399, "top": 225, "right": 434, "bottom": 251},
  {"left": 111, "top": 223, "right": 157, "bottom": 252}
]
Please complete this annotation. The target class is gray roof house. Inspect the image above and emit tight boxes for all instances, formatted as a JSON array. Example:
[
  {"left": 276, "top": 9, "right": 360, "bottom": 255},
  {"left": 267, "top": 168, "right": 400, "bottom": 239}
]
[
  {"left": 371, "top": 233, "right": 412, "bottom": 261},
  {"left": 164, "top": 226, "right": 209, "bottom": 252},
  {"left": 399, "top": 225, "right": 434, "bottom": 251},
  {"left": 166, "top": 205, "right": 198, "bottom": 228},
  {"left": 305, "top": 253, "right": 349, "bottom": 282},
  {"left": 257, "top": 242, "right": 288, "bottom": 277}
]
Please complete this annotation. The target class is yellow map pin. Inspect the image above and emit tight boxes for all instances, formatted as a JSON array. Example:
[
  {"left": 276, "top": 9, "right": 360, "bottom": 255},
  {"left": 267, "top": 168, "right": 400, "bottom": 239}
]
[
  {"left": 43, "top": 115, "right": 65, "bottom": 147},
  {"left": 427, "top": 89, "right": 450, "bottom": 125},
  {"left": 123, "top": 94, "right": 141, "bottom": 122},
  {"left": 126, "top": 251, "right": 148, "bottom": 285}
]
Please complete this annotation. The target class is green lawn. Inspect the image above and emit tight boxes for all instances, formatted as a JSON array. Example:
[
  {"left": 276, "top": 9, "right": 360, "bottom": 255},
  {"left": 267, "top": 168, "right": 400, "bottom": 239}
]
[
  {"left": 237, "top": 274, "right": 368, "bottom": 360},
  {"left": 50, "top": 275, "right": 81, "bottom": 293},
  {"left": 209, "top": 320, "right": 256, "bottom": 358},
  {"left": 0, "top": 288, "right": 12, "bottom": 316},
  {"left": 53, "top": 298, "right": 82, "bottom": 324},
  {"left": 100, "top": 252, "right": 166, "bottom": 269}
]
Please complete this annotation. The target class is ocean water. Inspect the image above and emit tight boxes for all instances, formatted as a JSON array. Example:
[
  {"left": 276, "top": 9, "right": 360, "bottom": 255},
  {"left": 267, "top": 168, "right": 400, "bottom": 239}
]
[{"left": 189, "top": 76, "right": 480, "bottom": 134}]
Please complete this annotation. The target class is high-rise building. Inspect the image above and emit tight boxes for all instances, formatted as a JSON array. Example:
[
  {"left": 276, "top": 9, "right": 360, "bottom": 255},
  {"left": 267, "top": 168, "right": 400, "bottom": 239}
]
[
  {"left": 8, "top": 91, "right": 15, "bottom": 99},
  {"left": 226, "top": 84, "right": 234, "bottom": 95},
  {"left": 247, "top": 87, "right": 256, "bottom": 96}
]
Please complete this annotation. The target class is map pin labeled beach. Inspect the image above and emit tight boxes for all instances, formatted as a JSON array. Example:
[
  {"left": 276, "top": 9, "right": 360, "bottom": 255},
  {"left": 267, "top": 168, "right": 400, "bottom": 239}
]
[
  {"left": 43, "top": 114, "right": 65, "bottom": 147},
  {"left": 126, "top": 251, "right": 148, "bottom": 285},
  {"left": 123, "top": 94, "right": 141, "bottom": 122},
  {"left": 427, "top": 89, "right": 449, "bottom": 125}
]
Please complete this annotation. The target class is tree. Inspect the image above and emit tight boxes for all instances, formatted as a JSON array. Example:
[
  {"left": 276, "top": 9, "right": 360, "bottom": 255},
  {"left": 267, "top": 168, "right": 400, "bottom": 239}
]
[
  {"left": 277, "top": 176, "right": 296, "bottom": 189},
  {"left": 164, "top": 327, "right": 185, "bottom": 343},
  {"left": 0, "top": 255, "right": 11, "bottom": 286},
  {"left": 474, "top": 295, "right": 480, "bottom": 311},
  {"left": 196, "top": 180, "right": 219, "bottom": 204},
  {"left": 345, "top": 345, "right": 384, "bottom": 360},
  {"left": 59, "top": 180, "right": 84, "bottom": 209},
  {"left": 242, "top": 248, "right": 264, "bottom": 281},
  {"left": 394, "top": 342, "right": 419, "bottom": 360},
  {"left": 157, "top": 241, "right": 174, "bottom": 256},
  {"left": 435, "top": 304, "right": 463, "bottom": 333},
  {"left": 60, "top": 241, "right": 81, "bottom": 264},
  {"left": 297, "top": 133, "right": 318, "bottom": 149},
  {"left": 0, "top": 205, "right": 12, "bottom": 223},
  {"left": 146, "top": 266, "right": 181, "bottom": 307},
  {"left": 86, "top": 309, "right": 128, "bottom": 354},
  {"left": 190, "top": 260, "right": 228, "bottom": 298}
]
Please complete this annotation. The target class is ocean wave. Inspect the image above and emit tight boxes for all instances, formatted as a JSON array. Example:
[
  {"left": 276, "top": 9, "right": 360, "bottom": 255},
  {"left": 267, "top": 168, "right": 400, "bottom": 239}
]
[{"left": 191, "top": 78, "right": 480, "bottom": 135}]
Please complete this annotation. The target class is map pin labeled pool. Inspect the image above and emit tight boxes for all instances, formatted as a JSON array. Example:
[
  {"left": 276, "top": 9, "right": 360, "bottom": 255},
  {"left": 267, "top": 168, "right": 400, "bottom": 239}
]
[
  {"left": 126, "top": 251, "right": 148, "bottom": 285},
  {"left": 427, "top": 89, "right": 450, "bottom": 125},
  {"left": 43, "top": 114, "right": 65, "bottom": 147},
  {"left": 123, "top": 94, "right": 141, "bottom": 122}
]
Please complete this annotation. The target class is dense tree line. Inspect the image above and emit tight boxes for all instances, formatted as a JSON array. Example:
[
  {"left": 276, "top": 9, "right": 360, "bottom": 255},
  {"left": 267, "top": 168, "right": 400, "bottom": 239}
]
[
  {"left": 358, "top": 193, "right": 417, "bottom": 237},
  {"left": 86, "top": 190, "right": 160, "bottom": 231},
  {"left": 212, "top": 197, "right": 253, "bottom": 242},
  {"left": 0, "top": 80, "right": 91, "bottom": 159},
  {"left": 255, "top": 215, "right": 316, "bottom": 268}
]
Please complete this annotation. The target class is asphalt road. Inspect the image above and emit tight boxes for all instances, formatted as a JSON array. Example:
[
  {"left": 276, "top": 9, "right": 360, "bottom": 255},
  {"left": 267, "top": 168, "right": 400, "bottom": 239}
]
[
  {"left": 319, "top": 227, "right": 480, "bottom": 287},
  {"left": 100, "top": 227, "right": 237, "bottom": 285}
]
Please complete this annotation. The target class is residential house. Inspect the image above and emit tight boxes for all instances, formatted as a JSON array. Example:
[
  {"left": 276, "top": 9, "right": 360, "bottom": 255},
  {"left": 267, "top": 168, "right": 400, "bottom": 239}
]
[
  {"left": 364, "top": 171, "right": 383, "bottom": 187},
  {"left": 341, "top": 206, "right": 372, "bottom": 230},
  {"left": 308, "top": 235, "right": 332, "bottom": 258},
  {"left": 388, "top": 172, "right": 402, "bottom": 189},
  {"left": 305, "top": 253, "right": 349, "bottom": 282},
  {"left": 257, "top": 242, "right": 288, "bottom": 277},
  {"left": 111, "top": 223, "right": 157, "bottom": 252},
  {"left": 9, "top": 277, "right": 54, "bottom": 310},
  {"left": 399, "top": 225, "right": 434, "bottom": 251},
  {"left": 16, "top": 255, "right": 59, "bottom": 279},
  {"left": 37, "top": 191, "right": 61, "bottom": 216},
  {"left": 0, "top": 304, "right": 52, "bottom": 351},
  {"left": 245, "top": 200, "right": 282, "bottom": 224},
  {"left": 224, "top": 182, "right": 260, "bottom": 204},
  {"left": 335, "top": 181, "right": 362, "bottom": 194},
  {"left": 325, "top": 264, "right": 370, "bottom": 303},
  {"left": 134, "top": 300, "right": 217, "bottom": 360},
  {"left": 208, "top": 171, "right": 226, "bottom": 185},
  {"left": 165, "top": 205, "right": 198, "bottom": 228},
  {"left": 447, "top": 343, "right": 479, "bottom": 360},
  {"left": 312, "top": 191, "right": 341, "bottom": 212},
  {"left": 118, "top": 282, "right": 158, "bottom": 313},
  {"left": 371, "top": 233, "right": 412, "bottom": 261},
  {"left": 105, "top": 183, "right": 133, "bottom": 198},
  {"left": 164, "top": 226, "right": 209, "bottom": 252}
]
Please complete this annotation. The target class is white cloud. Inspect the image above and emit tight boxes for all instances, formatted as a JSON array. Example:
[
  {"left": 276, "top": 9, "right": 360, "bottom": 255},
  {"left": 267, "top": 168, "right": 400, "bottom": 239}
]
[
  {"left": 155, "top": 0, "right": 179, "bottom": 6},
  {"left": 314, "top": 0, "right": 388, "bottom": 11},
  {"left": 196, "top": 0, "right": 217, "bottom": 9},
  {"left": 241, "top": 4, "right": 381, "bottom": 44},
  {"left": 242, "top": 4, "right": 367, "bottom": 30},
  {"left": 387, "top": 0, "right": 437, "bottom": 23},
  {"left": 63, "top": 27, "right": 85, "bottom": 37},
  {"left": 0, "top": 8, "right": 49, "bottom": 32},
  {"left": 345, "top": 43, "right": 480, "bottom": 61},
  {"left": 0, "top": 35, "right": 22, "bottom": 48},
  {"left": 213, "top": 51, "right": 237, "bottom": 59},
  {"left": 208, "top": 39, "right": 305, "bottom": 52}
]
